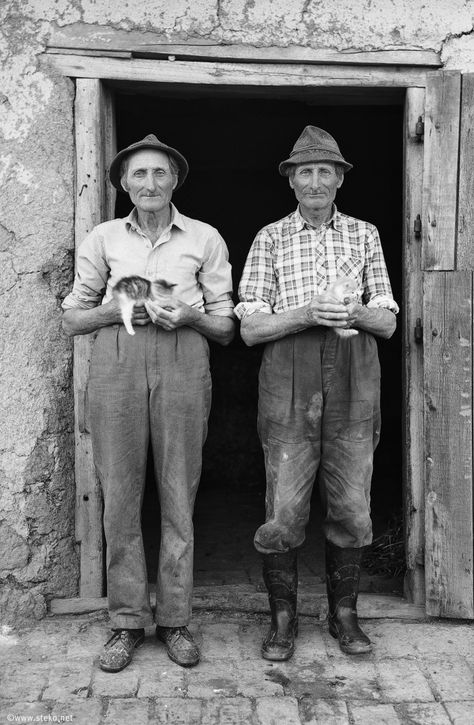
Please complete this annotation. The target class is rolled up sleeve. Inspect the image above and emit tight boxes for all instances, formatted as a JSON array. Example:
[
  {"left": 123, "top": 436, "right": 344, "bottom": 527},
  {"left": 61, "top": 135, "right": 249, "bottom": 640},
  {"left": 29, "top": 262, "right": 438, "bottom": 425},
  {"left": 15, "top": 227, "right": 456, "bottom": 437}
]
[
  {"left": 362, "top": 228, "right": 399, "bottom": 314},
  {"left": 199, "top": 231, "right": 235, "bottom": 317},
  {"left": 62, "top": 229, "right": 109, "bottom": 311},
  {"left": 235, "top": 229, "right": 275, "bottom": 320}
]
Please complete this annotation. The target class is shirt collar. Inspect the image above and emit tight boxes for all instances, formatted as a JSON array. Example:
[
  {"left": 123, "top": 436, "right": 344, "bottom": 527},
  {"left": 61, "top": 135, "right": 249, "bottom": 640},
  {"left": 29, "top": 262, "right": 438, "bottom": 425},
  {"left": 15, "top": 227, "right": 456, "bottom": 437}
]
[
  {"left": 292, "top": 204, "right": 342, "bottom": 232},
  {"left": 125, "top": 203, "right": 186, "bottom": 234}
]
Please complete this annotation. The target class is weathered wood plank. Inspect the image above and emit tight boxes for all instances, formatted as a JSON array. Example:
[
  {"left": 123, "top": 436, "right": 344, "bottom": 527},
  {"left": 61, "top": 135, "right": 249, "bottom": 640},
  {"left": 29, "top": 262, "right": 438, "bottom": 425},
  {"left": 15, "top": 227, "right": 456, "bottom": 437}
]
[
  {"left": 74, "top": 79, "right": 108, "bottom": 598},
  {"left": 403, "top": 87, "right": 426, "bottom": 606},
  {"left": 43, "top": 54, "right": 429, "bottom": 88},
  {"left": 46, "top": 23, "right": 441, "bottom": 67},
  {"left": 457, "top": 73, "right": 474, "bottom": 270},
  {"left": 103, "top": 85, "right": 117, "bottom": 220},
  {"left": 49, "top": 587, "right": 426, "bottom": 620},
  {"left": 47, "top": 47, "right": 132, "bottom": 59},
  {"left": 422, "top": 72, "right": 461, "bottom": 270},
  {"left": 424, "top": 271, "right": 473, "bottom": 618}
]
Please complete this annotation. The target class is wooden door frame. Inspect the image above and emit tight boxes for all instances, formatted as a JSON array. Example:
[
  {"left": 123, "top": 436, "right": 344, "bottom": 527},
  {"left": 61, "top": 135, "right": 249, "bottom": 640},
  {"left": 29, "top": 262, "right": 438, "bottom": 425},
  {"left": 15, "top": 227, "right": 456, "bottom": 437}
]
[
  {"left": 46, "top": 50, "right": 433, "bottom": 612},
  {"left": 402, "top": 87, "right": 425, "bottom": 606}
]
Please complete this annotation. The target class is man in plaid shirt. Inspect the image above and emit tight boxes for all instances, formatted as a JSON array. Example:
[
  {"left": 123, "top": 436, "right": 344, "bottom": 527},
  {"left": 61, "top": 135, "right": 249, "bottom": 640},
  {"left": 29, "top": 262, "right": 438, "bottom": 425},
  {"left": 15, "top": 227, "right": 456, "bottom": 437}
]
[{"left": 235, "top": 126, "right": 398, "bottom": 661}]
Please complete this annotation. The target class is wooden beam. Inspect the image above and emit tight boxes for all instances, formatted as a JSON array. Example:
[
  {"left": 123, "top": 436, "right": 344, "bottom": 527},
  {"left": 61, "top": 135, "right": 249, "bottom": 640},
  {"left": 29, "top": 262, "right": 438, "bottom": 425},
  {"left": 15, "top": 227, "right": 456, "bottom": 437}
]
[
  {"left": 74, "top": 79, "right": 110, "bottom": 598},
  {"left": 49, "top": 587, "right": 426, "bottom": 620},
  {"left": 43, "top": 54, "right": 429, "bottom": 88},
  {"left": 402, "top": 87, "right": 426, "bottom": 606},
  {"left": 47, "top": 47, "right": 132, "bottom": 59},
  {"left": 103, "top": 85, "right": 117, "bottom": 219},
  {"left": 457, "top": 73, "right": 474, "bottom": 270},
  {"left": 422, "top": 71, "right": 461, "bottom": 270},
  {"left": 424, "top": 271, "right": 474, "bottom": 618},
  {"left": 46, "top": 23, "right": 441, "bottom": 67}
]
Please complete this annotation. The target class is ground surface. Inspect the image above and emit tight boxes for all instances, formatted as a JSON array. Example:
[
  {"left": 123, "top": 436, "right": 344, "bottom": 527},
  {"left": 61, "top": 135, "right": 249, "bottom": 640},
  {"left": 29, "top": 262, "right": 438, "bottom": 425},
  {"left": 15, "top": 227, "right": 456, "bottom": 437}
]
[{"left": 1, "top": 606, "right": 474, "bottom": 724}]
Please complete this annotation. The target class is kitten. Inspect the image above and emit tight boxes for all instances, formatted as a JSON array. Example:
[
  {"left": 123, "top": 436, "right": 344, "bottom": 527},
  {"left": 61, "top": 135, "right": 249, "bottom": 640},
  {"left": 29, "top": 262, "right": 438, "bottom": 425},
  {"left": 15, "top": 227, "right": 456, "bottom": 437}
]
[
  {"left": 326, "top": 276, "right": 360, "bottom": 338},
  {"left": 113, "top": 275, "right": 176, "bottom": 335}
]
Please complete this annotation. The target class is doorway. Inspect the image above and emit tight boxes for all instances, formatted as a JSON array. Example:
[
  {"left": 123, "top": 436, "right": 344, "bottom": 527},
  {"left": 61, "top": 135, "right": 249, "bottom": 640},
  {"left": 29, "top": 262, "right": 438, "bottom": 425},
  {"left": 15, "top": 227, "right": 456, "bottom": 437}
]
[{"left": 113, "top": 86, "right": 404, "bottom": 595}]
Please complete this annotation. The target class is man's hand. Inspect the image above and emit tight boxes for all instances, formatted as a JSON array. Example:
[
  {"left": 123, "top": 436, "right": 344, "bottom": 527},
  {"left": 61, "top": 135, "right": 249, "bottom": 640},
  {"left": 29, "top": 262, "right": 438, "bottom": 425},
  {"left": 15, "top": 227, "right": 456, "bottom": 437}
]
[
  {"left": 130, "top": 304, "right": 152, "bottom": 327},
  {"left": 146, "top": 297, "right": 199, "bottom": 331},
  {"left": 145, "top": 297, "right": 234, "bottom": 345},
  {"left": 305, "top": 294, "right": 350, "bottom": 329},
  {"left": 344, "top": 301, "right": 362, "bottom": 329}
]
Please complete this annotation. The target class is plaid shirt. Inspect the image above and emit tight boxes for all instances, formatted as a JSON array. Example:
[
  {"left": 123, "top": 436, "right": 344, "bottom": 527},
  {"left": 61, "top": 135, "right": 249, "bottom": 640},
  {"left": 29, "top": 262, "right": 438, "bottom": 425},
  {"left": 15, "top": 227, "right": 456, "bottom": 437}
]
[{"left": 235, "top": 205, "right": 398, "bottom": 319}]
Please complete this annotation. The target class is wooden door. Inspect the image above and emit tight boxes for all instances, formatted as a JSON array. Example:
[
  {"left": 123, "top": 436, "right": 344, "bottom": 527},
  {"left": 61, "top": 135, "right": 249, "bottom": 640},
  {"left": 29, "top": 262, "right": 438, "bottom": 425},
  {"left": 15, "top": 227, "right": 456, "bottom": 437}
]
[
  {"left": 74, "top": 79, "right": 116, "bottom": 596},
  {"left": 423, "top": 71, "right": 474, "bottom": 618}
]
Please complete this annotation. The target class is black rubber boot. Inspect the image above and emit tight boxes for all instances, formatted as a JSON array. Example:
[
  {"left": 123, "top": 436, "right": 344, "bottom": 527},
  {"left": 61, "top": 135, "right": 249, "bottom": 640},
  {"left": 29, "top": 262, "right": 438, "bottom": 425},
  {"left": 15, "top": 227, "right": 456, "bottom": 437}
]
[
  {"left": 325, "top": 540, "right": 372, "bottom": 655},
  {"left": 261, "top": 550, "right": 298, "bottom": 661}
]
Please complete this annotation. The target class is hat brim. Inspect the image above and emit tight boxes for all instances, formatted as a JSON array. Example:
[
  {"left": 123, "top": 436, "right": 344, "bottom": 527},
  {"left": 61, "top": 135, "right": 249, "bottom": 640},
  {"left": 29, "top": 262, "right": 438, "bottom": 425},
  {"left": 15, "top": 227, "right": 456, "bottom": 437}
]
[
  {"left": 109, "top": 141, "right": 189, "bottom": 191},
  {"left": 279, "top": 149, "right": 353, "bottom": 176}
]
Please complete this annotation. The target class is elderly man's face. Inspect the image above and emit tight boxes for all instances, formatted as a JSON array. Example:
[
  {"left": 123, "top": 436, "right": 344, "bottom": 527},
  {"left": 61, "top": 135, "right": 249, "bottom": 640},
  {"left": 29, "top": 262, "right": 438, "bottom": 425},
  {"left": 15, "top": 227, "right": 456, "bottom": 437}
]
[
  {"left": 122, "top": 149, "right": 177, "bottom": 214},
  {"left": 289, "top": 162, "right": 343, "bottom": 216}
]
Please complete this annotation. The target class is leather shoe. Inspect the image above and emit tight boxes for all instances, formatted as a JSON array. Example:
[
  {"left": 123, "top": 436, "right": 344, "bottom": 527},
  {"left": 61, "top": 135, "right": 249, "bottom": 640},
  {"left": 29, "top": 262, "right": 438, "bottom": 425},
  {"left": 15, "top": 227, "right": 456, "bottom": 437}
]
[
  {"left": 99, "top": 628, "right": 144, "bottom": 672},
  {"left": 156, "top": 625, "right": 200, "bottom": 667}
]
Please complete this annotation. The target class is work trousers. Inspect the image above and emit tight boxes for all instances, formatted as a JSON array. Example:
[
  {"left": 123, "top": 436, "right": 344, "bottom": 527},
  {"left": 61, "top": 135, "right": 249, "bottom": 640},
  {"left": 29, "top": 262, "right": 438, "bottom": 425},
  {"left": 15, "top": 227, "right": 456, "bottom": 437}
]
[
  {"left": 254, "top": 327, "right": 381, "bottom": 554},
  {"left": 88, "top": 323, "right": 211, "bottom": 629}
]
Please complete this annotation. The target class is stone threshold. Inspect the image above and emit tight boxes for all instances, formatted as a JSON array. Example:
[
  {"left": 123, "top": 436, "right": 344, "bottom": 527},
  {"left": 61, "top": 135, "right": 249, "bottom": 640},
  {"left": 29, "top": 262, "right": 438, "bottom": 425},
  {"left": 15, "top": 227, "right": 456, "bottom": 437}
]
[{"left": 49, "top": 583, "right": 425, "bottom": 620}]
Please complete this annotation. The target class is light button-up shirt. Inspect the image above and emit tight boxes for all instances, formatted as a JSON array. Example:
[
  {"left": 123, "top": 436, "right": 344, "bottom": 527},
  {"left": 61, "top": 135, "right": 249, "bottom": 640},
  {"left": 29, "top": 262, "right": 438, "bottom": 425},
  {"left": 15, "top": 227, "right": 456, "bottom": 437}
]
[{"left": 62, "top": 204, "right": 234, "bottom": 317}]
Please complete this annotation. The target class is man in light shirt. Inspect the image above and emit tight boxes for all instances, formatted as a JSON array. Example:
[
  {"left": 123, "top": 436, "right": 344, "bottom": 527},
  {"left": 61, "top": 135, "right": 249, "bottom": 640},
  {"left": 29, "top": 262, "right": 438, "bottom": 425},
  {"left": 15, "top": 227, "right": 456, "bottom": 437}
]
[
  {"left": 63, "top": 134, "right": 234, "bottom": 672},
  {"left": 236, "top": 126, "right": 398, "bottom": 661}
]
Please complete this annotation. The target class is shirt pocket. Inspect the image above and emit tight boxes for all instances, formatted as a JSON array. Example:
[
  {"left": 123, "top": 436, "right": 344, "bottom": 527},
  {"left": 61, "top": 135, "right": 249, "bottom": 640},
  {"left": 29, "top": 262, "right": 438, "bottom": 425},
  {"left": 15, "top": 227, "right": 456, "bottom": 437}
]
[
  {"left": 314, "top": 256, "right": 327, "bottom": 289},
  {"left": 335, "top": 254, "right": 364, "bottom": 282}
]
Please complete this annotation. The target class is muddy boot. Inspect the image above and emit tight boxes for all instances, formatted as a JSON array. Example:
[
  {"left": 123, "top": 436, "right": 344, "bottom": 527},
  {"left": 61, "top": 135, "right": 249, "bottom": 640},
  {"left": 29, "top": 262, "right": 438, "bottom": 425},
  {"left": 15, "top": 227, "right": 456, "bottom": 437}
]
[
  {"left": 325, "top": 541, "right": 372, "bottom": 655},
  {"left": 261, "top": 550, "right": 298, "bottom": 661}
]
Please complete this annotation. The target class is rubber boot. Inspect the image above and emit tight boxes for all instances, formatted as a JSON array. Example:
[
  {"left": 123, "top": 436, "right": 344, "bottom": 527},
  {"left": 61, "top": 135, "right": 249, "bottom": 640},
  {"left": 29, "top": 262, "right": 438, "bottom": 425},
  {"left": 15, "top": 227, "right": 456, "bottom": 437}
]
[
  {"left": 261, "top": 550, "right": 298, "bottom": 661},
  {"left": 325, "top": 540, "right": 372, "bottom": 654}
]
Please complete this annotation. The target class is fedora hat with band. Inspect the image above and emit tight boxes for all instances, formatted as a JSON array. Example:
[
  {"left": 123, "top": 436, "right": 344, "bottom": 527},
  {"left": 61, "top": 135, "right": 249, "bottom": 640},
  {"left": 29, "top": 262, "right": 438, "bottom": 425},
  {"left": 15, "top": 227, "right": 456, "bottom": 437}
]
[
  {"left": 109, "top": 133, "right": 189, "bottom": 191},
  {"left": 279, "top": 125, "right": 353, "bottom": 176}
]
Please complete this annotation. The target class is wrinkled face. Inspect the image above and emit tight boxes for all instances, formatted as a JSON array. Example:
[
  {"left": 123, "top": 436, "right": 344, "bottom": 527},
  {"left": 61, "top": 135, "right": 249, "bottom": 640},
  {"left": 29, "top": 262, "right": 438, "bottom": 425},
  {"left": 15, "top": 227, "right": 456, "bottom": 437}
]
[
  {"left": 289, "top": 161, "right": 343, "bottom": 216},
  {"left": 121, "top": 149, "right": 177, "bottom": 213}
]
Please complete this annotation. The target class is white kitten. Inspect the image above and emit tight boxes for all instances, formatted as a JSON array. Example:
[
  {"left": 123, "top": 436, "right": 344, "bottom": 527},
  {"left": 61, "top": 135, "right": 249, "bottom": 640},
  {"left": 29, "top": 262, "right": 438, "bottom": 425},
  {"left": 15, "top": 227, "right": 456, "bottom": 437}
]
[
  {"left": 327, "top": 276, "right": 360, "bottom": 338},
  {"left": 113, "top": 275, "right": 176, "bottom": 335}
]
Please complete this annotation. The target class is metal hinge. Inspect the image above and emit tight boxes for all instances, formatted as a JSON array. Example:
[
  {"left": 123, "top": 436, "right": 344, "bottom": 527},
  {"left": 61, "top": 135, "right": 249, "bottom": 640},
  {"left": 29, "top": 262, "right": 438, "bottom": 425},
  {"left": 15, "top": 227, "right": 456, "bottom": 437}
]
[
  {"left": 414, "top": 318, "right": 423, "bottom": 344},
  {"left": 415, "top": 116, "right": 424, "bottom": 141},
  {"left": 414, "top": 214, "right": 422, "bottom": 240}
]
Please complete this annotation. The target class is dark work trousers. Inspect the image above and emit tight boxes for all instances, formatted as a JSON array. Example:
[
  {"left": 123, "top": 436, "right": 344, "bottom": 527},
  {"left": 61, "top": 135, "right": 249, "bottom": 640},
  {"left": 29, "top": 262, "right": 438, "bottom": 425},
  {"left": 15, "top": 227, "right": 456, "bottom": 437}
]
[
  {"left": 88, "top": 323, "right": 212, "bottom": 629},
  {"left": 254, "top": 327, "right": 381, "bottom": 554}
]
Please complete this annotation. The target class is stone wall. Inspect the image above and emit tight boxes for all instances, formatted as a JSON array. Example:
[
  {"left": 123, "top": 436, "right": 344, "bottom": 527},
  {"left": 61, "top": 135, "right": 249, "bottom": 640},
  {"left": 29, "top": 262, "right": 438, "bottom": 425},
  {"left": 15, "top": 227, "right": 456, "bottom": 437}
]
[{"left": 1, "top": 0, "right": 473, "bottom": 623}]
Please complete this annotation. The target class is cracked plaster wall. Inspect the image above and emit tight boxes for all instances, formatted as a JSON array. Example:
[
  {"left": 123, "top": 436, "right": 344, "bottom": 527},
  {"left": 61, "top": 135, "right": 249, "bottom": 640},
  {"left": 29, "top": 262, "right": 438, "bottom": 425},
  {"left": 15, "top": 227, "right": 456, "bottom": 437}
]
[{"left": 1, "top": 0, "right": 474, "bottom": 623}]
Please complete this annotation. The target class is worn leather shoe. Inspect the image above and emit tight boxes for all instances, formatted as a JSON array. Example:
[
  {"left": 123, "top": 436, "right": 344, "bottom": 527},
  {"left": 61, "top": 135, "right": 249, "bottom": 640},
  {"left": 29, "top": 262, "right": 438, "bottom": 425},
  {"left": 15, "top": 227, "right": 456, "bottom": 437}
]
[
  {"left": 156, "top": 625, "right": 200, "bottom": 667},
  {"left": 99, "top": 628, "right": 145, "bottom": 672}
]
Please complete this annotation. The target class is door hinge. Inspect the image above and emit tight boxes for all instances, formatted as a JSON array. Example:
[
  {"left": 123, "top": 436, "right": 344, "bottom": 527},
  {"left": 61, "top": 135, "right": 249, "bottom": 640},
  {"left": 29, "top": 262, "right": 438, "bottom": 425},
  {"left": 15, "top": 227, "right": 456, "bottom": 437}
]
[
  {"left": 414, "top": 214, "right": 422, "bottom": 240},
  {"left": 415, "top": 116, "right": 424, "bottom": 142},
  {"left": 414, "top": 318, "right": 423, "bottom": 344}
]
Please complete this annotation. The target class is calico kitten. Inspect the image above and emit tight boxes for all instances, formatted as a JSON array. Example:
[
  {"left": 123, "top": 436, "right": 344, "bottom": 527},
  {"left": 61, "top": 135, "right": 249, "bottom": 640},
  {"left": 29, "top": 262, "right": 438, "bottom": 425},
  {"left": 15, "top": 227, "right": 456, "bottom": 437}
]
[
  {"left": 326, "top": 276, "right": 360, "bottom": 338},
  {"left": 113, "top": 275, "right": 176, "bottom": 335}
]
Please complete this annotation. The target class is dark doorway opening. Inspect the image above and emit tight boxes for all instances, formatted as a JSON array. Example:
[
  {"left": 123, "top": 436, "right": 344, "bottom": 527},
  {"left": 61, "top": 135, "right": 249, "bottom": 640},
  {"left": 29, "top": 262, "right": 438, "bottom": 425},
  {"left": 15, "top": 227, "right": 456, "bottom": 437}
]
[{"left": 113, "top": 85, "right": 404, "bottom": 595}]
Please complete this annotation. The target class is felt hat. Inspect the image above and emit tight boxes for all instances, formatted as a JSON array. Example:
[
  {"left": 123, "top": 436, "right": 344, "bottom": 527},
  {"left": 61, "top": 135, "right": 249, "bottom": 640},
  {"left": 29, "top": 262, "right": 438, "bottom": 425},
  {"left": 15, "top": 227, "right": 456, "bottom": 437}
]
[
  {"left": 279, "top": 125, "right": 353, "bottom": 176},
  {"left": 109, "top": 133, "right": 189, "bottom": 190}
]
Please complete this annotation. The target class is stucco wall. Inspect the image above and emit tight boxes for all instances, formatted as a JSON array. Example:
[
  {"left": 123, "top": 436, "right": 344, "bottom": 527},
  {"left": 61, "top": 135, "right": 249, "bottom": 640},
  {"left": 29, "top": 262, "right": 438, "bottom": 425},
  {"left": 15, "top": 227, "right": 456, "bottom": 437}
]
[
  {"left": 1, "top": 0, "right": 473, "bottom": 623},
  {"left": 0, "top": 7, "right": 77, "bottom": 623}
]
